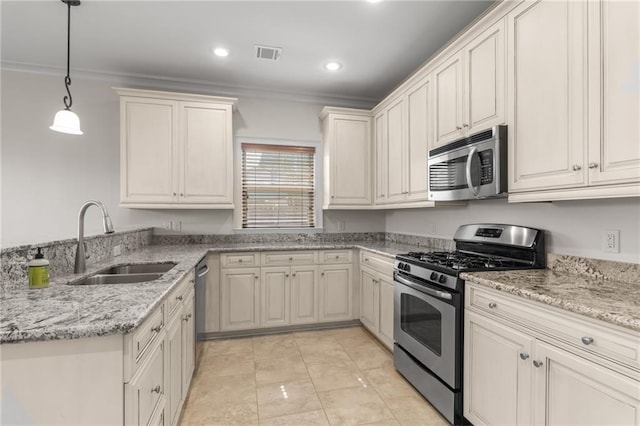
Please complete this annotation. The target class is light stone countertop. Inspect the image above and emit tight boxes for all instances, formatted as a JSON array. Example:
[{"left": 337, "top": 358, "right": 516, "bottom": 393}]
[
  {"left": 0, "top": 242, "right": 417, "bottom": 344},
  {"left": 461, "top": 269, "right": 640, "bottom": 333}
]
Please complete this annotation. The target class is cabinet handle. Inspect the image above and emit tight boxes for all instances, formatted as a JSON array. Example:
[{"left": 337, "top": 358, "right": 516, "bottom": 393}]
[
  {"left": 285, "top": 273, "right": 289, "bottom": 277},
  {"left": 463, "top": 123, "right": 469, "bottom": 128},
  {"left": 173, "top": 192, "right": 177, "bottom": 196},
  {"left": 335, "top": 255, "right": 340, "bottom": 259},
  {"left": 588, "top": 162, "right": 599, "bottom": 169},
  {"left": 488, "top": 302, "right": 497, "bottom": 309},
  {"left": 581, "top": 336, "right": 594, "bottom": 345},
  {"left": 533, "top": 360, "right": 543, "bottom": 368},
  {"left": 456, "top": 126, "right": 462, "bottom": 130},
  {"left": 151, "top": 325, "right": 162, "bottom": 333},
  {"left": 519, "top": 352, "right": 529, "bottom": 360},
  {"left": 364, "top": 258, "right": 369, "bottom": 262},
  {"left": 176, "top": 295, "right": 183, "bottom": 301},
  {"left": 321, "top": 272, "right": 325, "bottom": 276},
  {"left": 292, "top": 273, "right": 296, "bottom": 277},
  {"left": 180, "top": 193, "right": 184, "bottom": 196},
  {"left": 289, "top": 257, "right": 293, "bottom": 261},
  {"left": 151, "top": 385, "right": 161, "bottom": 394},
  {"left": 183, "top": 313, "right": 192, "bottom": 322},
  {"left": 331, "top": 195, "right": 335, "bottom": 199},
  {"left": 238, "top": 259, "right": 243, "bottom": 263},
  {"left": 572, "top": 164, "right": 582, "bottom": 171},
  {"left": 254, "top": 275, "right": 259, "bottom": 279}
]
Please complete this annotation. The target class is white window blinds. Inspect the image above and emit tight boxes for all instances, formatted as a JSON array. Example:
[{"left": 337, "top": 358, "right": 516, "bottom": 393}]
[{"left": 241, "top": 143, "right": 316, "bottom": 228}]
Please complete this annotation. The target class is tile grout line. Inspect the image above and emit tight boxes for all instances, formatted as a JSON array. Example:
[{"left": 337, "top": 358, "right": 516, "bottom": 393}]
[{"left": 294, "top": 332, "right": 334, "bottom": 426}]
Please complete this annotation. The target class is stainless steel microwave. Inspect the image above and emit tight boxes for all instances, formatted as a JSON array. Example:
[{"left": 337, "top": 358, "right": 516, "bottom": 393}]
[{"left": 428, "top": 125, "right": 507, "bottom": 201}]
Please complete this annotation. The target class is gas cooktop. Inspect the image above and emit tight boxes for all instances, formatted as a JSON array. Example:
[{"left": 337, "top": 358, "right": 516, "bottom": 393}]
[{"left": 401, "top": 251, "right": 533, "bottom": 271}]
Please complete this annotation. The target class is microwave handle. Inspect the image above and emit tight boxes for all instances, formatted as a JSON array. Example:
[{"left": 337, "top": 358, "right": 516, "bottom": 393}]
[{"left": 466, "top": 146, "right": 480, "bottom": 198}]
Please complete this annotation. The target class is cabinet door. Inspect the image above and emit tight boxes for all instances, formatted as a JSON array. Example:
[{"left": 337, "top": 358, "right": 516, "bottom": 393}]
[
  {"left": 120, "top": 97, "right": 178, "bottom": 204},
  {"left": 433, "top": 53, "right": 464, "bottom": 147},
  {"left": 533, "top": 341, "right": 640, "bottom": 426},
  {"left": 220, "top": 268, "right": 260, "bottom": 331},
  {"left": 374, "top": 111, "right": 387, "bottom": 203},
  {"left": 260, "top": 267, "right": 291, "bottom": 327},
  {"left": 319, "top": 264, "right": 353, "bottom": 322},
  {"left": 465, "top": 19, "right": 505, "bottom": 134},
  {"left": 405, "top": 76, "right": 431, "bottom": 201},
  {"left": 181, "top": 290, "right": 195, "bottom": 398},
  {"left": 360, "top": 267, "right": 379, "bottom": 333},
  {"left": 378, "top": 274, "right": 394, "bottom": 350},
  {"left": 330, "top": 115, "right": 372, "bottom": 205},
  {"left": 588, "top": 0, "right": 640, "bottom": 186},
  {"left": 507, "top": 0, "right": 587, "bottom": 192},
  {"left": 385, "top": 99, "right": 406, "bottom": 203},
  {"left": 179, "top": 102, "right": 233, "bottom": 205},
  {"left": 464, "top": 311, "right": 534, "bottom": 426},
  {"left": 291, "top": 265, "right": 319, "bottom": 325},
  {"left": 166, "top": 314, "right": 182, "bottom": 426}
]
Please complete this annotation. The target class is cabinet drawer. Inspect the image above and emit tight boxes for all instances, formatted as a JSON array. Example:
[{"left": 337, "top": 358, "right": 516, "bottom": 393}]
[
  {"left": 261, "top": 251, "right": 318, "bottom": 266},
  {"left": 125, "top": 338, "right": 166, "bottom": 426},
  {"left": 360, "top": 250, "right": 394, "bottom": 275},
  {"left": 467, "top": 284, "right": 640, "bottom": 372},
  {"left": 221, "top": 252, "right": 260, "bottom": 268},
  {"left": 319, "top": 250, "right": 353, "bottom": 264},
  {"left": 166, "top": 272, "right": 194, "bottom": 320}
]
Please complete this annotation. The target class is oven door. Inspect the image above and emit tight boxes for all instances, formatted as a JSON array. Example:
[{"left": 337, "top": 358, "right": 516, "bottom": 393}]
[{"left": 393, "top": 272, "right": 460, "bottom": 389}]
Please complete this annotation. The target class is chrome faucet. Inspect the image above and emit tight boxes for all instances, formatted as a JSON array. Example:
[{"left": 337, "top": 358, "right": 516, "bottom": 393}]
[{"left": 74, "top": 200, "right": 114, "bottom": 273}]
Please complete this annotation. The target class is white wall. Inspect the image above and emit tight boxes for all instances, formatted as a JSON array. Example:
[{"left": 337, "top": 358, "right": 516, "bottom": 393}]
[
  {"left": 0, "top": 70, "right": 384, "bottom": 247},
  {"left": 385, "top": 198, "right": 640, "bottom": 263}
]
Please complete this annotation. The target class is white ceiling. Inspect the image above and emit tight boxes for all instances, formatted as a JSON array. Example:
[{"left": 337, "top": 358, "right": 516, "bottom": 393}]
[{"left": 1, "top": 0, "right": 495, "bottom": 105}]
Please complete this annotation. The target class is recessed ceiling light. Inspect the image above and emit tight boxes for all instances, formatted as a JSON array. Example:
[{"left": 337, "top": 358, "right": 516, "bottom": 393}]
[
  {"left": 213, "top": 47, "right": 229, "bottom": 57},
  {"left": 325, "top": 61, "right": 342, "bottom": 72}
]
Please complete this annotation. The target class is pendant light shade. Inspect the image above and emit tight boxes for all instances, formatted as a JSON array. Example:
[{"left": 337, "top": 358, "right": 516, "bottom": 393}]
[
  {"left": 50, "top": 109, "right": 83, "bottom": 135},
  {"left": 50, "top": 0, "right": 83, "bottom": 136}
]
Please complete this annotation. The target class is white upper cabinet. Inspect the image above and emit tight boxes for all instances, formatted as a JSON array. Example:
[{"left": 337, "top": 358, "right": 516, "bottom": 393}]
[
  {"left": 374, "top": 74, "right": 431, "bottom": 206},
  {"left": 434, "top": 20, "right": 505, "bottom": 148},
  {"left": 321, "top": 107, "right": 372, "bottom": 208},
  {"left": 587, "top": 0, "right": 640, "bottom": 187},
  {"left": 508, "top": 0, "right": 639, "bottom": 201},
  {"left": 117, "top": 88, "right": 237, "bottom": 209}
]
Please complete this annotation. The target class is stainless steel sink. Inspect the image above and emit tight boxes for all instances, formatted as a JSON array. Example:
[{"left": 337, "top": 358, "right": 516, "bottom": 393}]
[
  {"left": 99, "top": 262, "right": 177, "bottom": 275},
  {"left": 69, "top": 273, "right": 163, "bottom": 285}
]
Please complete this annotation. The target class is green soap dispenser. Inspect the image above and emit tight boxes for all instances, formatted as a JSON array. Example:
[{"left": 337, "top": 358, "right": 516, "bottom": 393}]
[{"left": 28, "top": 248, "right": 50, "bottom": 288}]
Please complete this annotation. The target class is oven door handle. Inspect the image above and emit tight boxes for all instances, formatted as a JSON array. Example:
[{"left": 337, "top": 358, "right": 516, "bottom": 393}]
[
  {"left": 394, "top": 274, "right": 453, "bottom": 301},
  {"left": 465, "top": 146, "right": 480, "bottom": 198}
]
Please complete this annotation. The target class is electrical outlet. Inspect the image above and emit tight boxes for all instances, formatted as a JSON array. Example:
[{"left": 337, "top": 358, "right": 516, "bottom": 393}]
[
  {"left": 604, "top": 230, "right": 620, "bottom": 253},
  {"left": 112, "top": 245, "right": 122, "bottom": 257}
]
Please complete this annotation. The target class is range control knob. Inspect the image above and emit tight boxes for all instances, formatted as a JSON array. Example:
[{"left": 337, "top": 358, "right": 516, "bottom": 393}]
[
  {"left": 398, "top": 262, "right": 405, "bottom": 270},
  {"left": 438, "top": 275, "right": 447, "bottom": 284},
  {"left": 430, "top": 272, "right": 438, "bottom": 281},
  {"left": 403, "top": 263, "right": 411, "bottom": 272}
]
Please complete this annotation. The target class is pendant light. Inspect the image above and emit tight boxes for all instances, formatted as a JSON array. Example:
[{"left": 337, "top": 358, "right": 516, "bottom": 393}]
[{"left": 50, "top": 0, "right": 83, "bottom": 135}]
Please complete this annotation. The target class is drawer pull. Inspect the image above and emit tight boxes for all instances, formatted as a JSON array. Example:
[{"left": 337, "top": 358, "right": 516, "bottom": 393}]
[
  {"left": 533, "top": 360, "right": 543, "bottom": 368},
  {"left": 151, "top": 385, "right": 161, "bottom": 394},
  {"left": 151, "top": 325, "right": 162, "bottom": 333},
  {"left": 292, "top": 273, "right": 296, "bottom": 277},
  {"left": 488, "top": 302, "right": 497, "bottom": 309},
  {"left": 183, "top": 313, "right": 192, "bottom": 322},
  {"left": 335, "top": 255, "right": 340, "bottom": 259},
  {"left": 289, "top": 257, "right": 293, "bottom": 261},
  {"left": 519, "top": 352, "right": 529, "bottom": 360},
  {"left": 238, "top": 259, "right": 243, "bottom": 263},
  {"left": 176, "top": 295, "right": 183, "bottom": 301},
  {"left": 581, "top": 336, "right": 594, "bottom": 345},
  {"left": 364, "top": 258, "right": 369, "bottom": 262},
  {"left": 321, "top": 272, "right": 325, "bottom": 276},
  {"left": 255, "top": 275, "right": 259, "bottom": 279}
]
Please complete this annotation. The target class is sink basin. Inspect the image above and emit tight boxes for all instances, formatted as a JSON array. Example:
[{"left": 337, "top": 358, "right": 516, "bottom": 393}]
[
  {"left": 99, "top": 262, "right": 177, "bottom": 275},
  {"left": 69, "top": 273, "right": 163, "bottom": 285}
]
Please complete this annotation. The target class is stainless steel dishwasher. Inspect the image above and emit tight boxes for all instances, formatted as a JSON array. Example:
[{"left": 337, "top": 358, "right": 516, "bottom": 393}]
[{"left": 194, "top": 258, "right": 209, "bottom": 371}]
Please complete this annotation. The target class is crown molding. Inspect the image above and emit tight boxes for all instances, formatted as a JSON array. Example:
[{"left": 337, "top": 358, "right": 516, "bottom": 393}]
[{"left": 0, "top": 61, "right": 378, "bottom": 109}]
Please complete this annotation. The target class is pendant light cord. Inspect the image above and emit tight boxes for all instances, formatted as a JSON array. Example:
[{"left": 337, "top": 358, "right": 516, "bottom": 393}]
[{"left": 63, "top": 0, "right": 73, "bottom": 110}]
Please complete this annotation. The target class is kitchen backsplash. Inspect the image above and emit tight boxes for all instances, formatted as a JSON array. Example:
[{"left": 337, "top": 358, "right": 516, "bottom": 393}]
[
  {"left": 1, "top": 228, "right": 153, "bottom": 290},
  {"left": 151, "top": 231, "right": 387, "bottom": 245}
]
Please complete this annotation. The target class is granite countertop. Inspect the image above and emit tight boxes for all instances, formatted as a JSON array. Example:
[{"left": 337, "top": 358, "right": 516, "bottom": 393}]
[
  {"left": 461, "top": 269, "right": 640, "bottom": 333},
  {"left": 0, "top": 241, "right": 417, "bottom": 344}
]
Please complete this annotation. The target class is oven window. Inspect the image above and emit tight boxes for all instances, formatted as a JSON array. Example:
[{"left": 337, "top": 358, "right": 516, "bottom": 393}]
[{"left": 400, "top": 293, "right": 442, "bottom": 356}]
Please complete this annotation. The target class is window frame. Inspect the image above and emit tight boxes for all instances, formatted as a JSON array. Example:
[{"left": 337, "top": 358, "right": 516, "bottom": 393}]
[{"left": 233, "top": 137, "right": 323, "bottom": 231}]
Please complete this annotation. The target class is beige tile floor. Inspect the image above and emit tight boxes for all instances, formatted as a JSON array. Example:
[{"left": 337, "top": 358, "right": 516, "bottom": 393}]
[{"left": 180, "top": 326, "right": 448, "bottom": 426}]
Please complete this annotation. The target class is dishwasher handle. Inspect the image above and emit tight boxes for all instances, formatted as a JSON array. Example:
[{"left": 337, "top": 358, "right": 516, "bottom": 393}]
[{"left": 196, "top": 265, "right": 209, "bottom": 278}]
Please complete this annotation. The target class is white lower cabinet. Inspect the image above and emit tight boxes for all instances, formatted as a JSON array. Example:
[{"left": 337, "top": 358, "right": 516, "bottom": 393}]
[
  {"left": 319, "top": 264, "right": 353, "bottom": 322},
  {"left": 125, "top": 336, "right": 166, "bottom": 426},
  {"left": 220, "top": 250, "right": 352, "bottom": 331},
  {"left": 465, "top": 284, "right": 640, "bottom": 426},
  {"left": 167, "top": 313, "right": 183, "bottom": 426},
  {"left": 359, "top": 250, "right": 394, "bottom": 350},
  {"left": 220, "top": 267, "right": 261, "bottom": 331}
]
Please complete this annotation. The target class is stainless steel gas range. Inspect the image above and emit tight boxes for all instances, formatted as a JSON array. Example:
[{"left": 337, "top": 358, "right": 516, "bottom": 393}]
[{"left": 393, "top": 224, "right": 546, "bottom": 425}]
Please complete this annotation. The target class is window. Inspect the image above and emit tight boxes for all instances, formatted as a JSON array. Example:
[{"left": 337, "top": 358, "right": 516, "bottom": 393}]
[{"left": 241, "top": 143, "right": 316, "bottom": 228}]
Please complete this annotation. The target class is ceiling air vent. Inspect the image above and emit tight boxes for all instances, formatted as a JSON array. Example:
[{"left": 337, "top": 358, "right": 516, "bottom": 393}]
[{"left": 255, "top": 45, "right": 282, "bottom": 61}]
